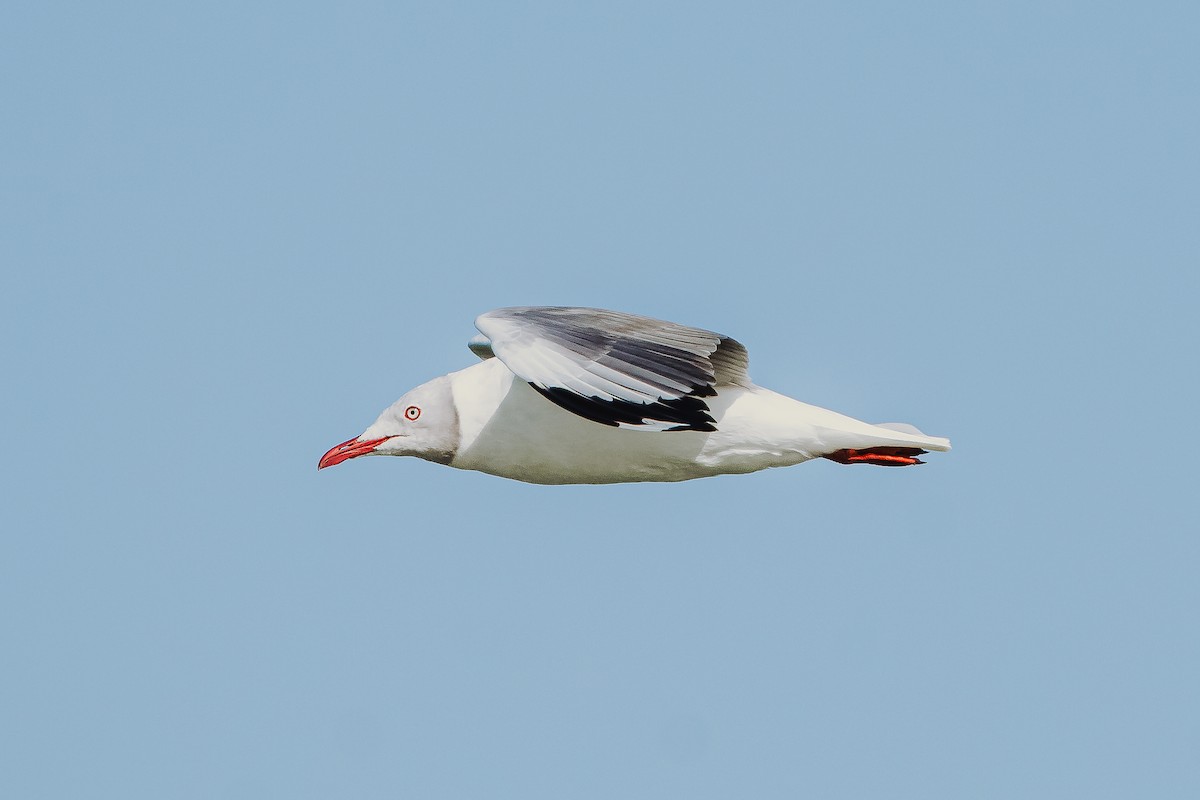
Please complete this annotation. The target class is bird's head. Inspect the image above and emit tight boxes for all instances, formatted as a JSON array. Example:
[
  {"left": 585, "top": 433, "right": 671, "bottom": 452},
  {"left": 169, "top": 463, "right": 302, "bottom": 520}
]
[{"left": 318, "top": 376, "right": 460, "bottom": 469}]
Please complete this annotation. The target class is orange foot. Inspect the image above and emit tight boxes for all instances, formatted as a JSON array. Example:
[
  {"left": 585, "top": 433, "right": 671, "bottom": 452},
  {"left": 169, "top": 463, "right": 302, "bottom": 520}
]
[{"left": 823, "top": 447, "right": 927, "bottom": 467}]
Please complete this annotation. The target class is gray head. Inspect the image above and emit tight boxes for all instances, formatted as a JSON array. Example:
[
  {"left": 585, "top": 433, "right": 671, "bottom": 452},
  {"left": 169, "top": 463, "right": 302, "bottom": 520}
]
[{"left": 318, "top": 375, "right": 460, "bottom": 469}]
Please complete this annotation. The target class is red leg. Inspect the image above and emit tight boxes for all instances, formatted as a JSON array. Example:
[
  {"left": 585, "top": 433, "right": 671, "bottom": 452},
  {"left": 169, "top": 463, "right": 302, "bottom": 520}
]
[{"left": 823, "top": 447, "right": 927, "bottom": 466}]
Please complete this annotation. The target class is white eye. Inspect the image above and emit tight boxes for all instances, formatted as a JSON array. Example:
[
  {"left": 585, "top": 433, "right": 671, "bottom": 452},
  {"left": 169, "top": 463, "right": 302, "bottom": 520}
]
[{"left": 404, "top": 405, "right": 421, "bottom": 421}]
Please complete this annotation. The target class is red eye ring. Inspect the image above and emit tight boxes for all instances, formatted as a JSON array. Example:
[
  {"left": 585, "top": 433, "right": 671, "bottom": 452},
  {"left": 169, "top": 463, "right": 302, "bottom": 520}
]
[{"left": 404, "top": 405, "right": 421, "bottom": 420}]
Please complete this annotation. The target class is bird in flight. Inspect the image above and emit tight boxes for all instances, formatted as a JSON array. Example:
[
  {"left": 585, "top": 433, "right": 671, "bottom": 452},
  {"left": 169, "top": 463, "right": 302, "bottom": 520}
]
[{"left": 319, "top": 306, "right": 951, "bottom": 484}]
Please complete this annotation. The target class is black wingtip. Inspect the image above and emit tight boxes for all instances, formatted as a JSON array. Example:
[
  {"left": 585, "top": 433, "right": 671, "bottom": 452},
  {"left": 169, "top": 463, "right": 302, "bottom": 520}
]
[{"left": 530, "top": 384, "right": 718, "bottom": 432}]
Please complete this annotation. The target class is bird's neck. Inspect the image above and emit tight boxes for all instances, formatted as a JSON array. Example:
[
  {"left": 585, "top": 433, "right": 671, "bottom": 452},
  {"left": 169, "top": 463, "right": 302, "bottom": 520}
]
[{"left": 447, "top": 358, "right": 518, "bottom": 454}]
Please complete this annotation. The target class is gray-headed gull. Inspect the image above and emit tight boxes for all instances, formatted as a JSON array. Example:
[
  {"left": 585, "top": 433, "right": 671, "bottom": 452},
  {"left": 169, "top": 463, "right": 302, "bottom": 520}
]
[{"left": 319, "top": 307, "right": 951, "bottom": 484}]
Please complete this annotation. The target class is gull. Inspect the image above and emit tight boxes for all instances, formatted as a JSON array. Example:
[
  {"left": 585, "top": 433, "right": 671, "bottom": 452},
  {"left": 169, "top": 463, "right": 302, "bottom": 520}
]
[{"left": 318, "top": 306, "right": 951, "bottom": 484}]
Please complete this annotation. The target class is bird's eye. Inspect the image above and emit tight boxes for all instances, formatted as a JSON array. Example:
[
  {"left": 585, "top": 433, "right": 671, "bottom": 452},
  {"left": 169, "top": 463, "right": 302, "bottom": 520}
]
[{"left": 405, "top": 405, "right": 421, "bottom": 420}]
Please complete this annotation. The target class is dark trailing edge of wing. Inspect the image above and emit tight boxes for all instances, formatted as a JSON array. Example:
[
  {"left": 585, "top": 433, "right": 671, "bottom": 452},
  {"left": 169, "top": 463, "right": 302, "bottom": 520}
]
[{"left": 530, "top": 384, "right": 718, "bottom": 432}]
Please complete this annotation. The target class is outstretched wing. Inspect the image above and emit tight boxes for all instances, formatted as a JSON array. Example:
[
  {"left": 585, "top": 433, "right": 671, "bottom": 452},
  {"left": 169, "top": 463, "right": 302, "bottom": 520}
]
[{"left": 473, "top": 306, "right": 750, "bottom": 432}]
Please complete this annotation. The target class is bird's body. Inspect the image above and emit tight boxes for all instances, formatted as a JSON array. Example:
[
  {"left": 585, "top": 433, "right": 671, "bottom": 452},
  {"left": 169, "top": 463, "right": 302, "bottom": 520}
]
[
  {"left": 320, "top": 307, "right": 950, "bottom": 484},
  {"left": 443, "top": 357, "right": 942, "bottom": 484}
]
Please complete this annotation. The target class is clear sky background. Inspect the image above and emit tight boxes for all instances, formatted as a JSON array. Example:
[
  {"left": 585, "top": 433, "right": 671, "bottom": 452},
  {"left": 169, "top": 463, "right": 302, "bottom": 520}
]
[{"left": 3, "top": 2, "right": 1197, "bottom": 797}]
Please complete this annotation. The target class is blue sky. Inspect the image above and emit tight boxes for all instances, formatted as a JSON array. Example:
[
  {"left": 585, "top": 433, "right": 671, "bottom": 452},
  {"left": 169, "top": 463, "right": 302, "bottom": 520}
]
[{"left": 3, "top": 2, "right": 1197, "bottom": 797}]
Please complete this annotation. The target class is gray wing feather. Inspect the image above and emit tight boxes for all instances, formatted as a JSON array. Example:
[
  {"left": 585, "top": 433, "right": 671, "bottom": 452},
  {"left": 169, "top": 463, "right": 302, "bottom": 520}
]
[
  {"left": 473, "top": 306, "right": 751, "bottom": 431},
  {"left": 467, "top": 334, "right": 495, "bottom": 360}
]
